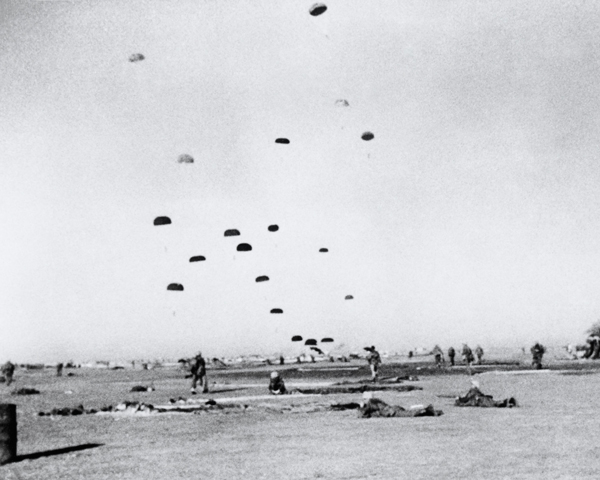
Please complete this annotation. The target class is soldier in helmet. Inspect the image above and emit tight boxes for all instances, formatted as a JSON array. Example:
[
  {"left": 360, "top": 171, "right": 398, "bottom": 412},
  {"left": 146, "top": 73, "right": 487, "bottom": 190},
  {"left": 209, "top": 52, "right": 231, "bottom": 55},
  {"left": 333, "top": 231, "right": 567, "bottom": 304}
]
[
  {"left": 268, "top": 371, "right": 287, "bottom": 395},
  {"left": 1, "top": 361, "right": 15, "bottom": 386},
  {"left": 189, "top": 352, "right": 208, "bottom": 394}
]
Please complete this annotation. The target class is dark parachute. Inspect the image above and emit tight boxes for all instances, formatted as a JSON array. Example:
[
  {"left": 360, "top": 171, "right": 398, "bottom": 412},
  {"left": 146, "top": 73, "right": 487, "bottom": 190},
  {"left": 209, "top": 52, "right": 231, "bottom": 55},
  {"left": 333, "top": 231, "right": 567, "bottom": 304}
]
[
  {"left": 319, "top": 248, "right": 328, "bottom": 253},
  {"left": 310, "top": 346, "right": 325, "bottom": 355},
  {"left": 321, "top": 337, "right": 334, "bottom": 343},
  {"left": 237, "top": 243, "right": 252, "bottom": 252},
  {"left": 177, "top": 154, "right": 194, "bottom": 164},
  {"left": 154, "top": 216, "right": 171, "bottom": 226},
  {"left": 335, "top": 99, "right": 349, "bottom": 107},
  {"left": 224, "top": 229, "right": 240, "bottom": 237},
  {"left": 345, "top": 295, "right": 353, "bottom": 300},
  {"left": 167, "top": 283, "right": 184, "bottom": 291},
  {"left": 189, "top": 256, "right": 206, "bottom": 262},
  {"left": 255, "top": 275, "right": 269, "bottom": 282},
  {"left": 361, "top": 132, "right": 374, "bottom": 141},
  {"left": 275, "top": 138, "right": 290, "bottom": 144},
  {"left": 305, "top": 339, "right": 318, "bottom": 346},
  {"left": 268, "top": 224, "right": 279, "bottom": 232},
  {"left": 129, "top": 53, "right": 145, "bottom": 62},
  {"left": 309, "top": 3, "right": 327, "bottom": 16},
  {"left": 270, "top": 308, "right": 283, "bottom": 314},
  {"left": 292, "top": 335, "right": 303, "bottom": 342}
]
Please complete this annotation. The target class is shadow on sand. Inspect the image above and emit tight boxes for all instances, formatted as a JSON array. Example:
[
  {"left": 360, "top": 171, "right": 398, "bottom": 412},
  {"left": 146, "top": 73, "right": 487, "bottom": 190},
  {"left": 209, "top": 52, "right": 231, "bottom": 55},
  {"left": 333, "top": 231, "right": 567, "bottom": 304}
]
[{"left": 13, "top": 443, "right": 104, "bottom": 462}]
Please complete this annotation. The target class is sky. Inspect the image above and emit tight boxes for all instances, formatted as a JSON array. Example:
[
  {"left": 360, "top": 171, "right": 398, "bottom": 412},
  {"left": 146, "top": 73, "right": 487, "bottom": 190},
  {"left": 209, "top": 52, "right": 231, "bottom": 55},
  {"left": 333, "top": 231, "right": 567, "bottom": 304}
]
[{"left": 2, "top": 0, "right": 600, "bottom": 362}]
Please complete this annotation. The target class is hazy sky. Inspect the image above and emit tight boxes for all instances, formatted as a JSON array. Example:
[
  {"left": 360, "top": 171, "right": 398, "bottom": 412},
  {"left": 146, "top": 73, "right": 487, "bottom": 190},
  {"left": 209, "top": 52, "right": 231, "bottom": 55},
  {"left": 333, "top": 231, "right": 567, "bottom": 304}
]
[{"left": 3, "top": 0, "right": 600, "bottom": 362}]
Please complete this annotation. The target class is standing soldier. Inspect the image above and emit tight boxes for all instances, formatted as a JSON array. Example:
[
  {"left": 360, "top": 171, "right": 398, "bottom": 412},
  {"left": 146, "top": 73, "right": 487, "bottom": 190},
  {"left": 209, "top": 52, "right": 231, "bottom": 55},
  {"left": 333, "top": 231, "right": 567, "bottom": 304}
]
[
  {"left": 56, "top": 362, "right": 64, "bottom": 377},
  {"left": 475, "top": 345, "right": 484, "bottom": 365},
  {"left": 365, "top": 346, "right": 382, "bottom": 382},
  {"left": 462, "top": 344, "right": 474, "bottom": 366},
  {"left": 1, "top": 361, "right": 15, "bottom": 386},
  {"left": 432, "top": 345, "right": 445, "bottom": 368},
  {"left": 448, "top": 346, "right": 456, "bottom": 366},
  {"left": 531, "top": 343, "right": 546, "bottom": 370},
  {"left": 189, "top": 352, "right": 209, "bottom": 394}
]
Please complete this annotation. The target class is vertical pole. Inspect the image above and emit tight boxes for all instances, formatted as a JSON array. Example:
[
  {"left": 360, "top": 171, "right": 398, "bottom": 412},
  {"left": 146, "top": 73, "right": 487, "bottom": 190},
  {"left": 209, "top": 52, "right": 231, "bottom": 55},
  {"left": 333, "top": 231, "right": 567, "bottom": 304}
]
[{"left": 0, "top": 404, "right": 17, "bottom": 465}]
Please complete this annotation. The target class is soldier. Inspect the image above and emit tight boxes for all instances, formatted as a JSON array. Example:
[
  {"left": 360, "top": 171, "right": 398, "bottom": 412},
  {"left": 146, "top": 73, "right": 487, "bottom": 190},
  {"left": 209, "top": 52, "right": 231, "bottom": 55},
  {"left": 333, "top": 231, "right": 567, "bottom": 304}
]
[
  {"left": 462, "top": 344, "right": 474, "bottom": 366},
  {"left": 268, "top": 371, "right": 287, "bottom": 395},
  {"left": 189, "top": 352, "right": 208, "bottom": 394},
  {"left": 432, "top": 345, "right": 445, "bottom": 368},
  {"left": 2, "top": 361, "right": 15, "bottom": 386},
  {"left": 365, "top": 346, "right": 382, "bottom": 382},
  {"left": 56, "top": 362, "right": 64, "bottom": 377},
  {"left": 475, "top": 345, "right": 484, "bottom": 365},
  {"left": 447, "top": 346, "right": 456, "bottom": 366},
  {"left": 531, "top": 343, "right": 546, "bottom": 370}
]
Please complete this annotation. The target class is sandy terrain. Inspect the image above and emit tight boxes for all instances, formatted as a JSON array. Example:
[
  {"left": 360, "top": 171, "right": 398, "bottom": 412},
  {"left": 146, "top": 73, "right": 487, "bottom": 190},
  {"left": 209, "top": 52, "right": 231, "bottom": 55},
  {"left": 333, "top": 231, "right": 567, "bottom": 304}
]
[{"left": 2, "top": 359, "right": 600, "bottom": 479}]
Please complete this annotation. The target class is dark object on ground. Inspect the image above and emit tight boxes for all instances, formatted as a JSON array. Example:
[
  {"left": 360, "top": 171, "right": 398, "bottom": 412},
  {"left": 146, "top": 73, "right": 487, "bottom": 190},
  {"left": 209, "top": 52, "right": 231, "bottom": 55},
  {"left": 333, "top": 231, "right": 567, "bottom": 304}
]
[
  {"left": 38, "top": 405, "right": 96, "bottom": 416},
  {"left": 333, "top": 376, "right": 417, "bottom": 386},
  {"left": 12, "top": 388, "right": 39, "bottom": 396},
  {"left": 296, "top": 385, "right": 421, "bottom": 395},
  {"left": 329, "top": 402, "right": 361, "bottom": 411},
  {"left": 130, "top": 385, "right": 154, "bottom": 392},
  {"left": 454, "top": 387, "right": 518, "bottom": 408},
  {"left": 0, "top": 403, "right": 17, "bottom": 465},
  {"left": 67, "top": 372, "right": 76, "bottom": 377},
  {"left": 359, "top": 398, "right": 443, "bottom": 418}
]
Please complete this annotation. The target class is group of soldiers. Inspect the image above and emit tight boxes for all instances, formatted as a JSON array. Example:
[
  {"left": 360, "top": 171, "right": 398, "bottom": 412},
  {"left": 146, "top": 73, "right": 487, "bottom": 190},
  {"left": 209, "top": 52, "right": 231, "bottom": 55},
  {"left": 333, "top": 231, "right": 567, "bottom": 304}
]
[{"left": 430, "top": 344, "right": 485, "bottom": 367}]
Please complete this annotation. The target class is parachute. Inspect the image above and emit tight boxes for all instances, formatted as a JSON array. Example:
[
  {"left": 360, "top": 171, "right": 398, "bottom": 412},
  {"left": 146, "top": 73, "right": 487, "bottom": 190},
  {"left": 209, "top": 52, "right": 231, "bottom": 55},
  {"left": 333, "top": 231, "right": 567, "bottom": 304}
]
[
  {"left": 270, "top": 308, "right": 283, "bottom": 314},
  {"left": 167, "top": 283, "right": 184, "bottom": 291},
  {"left": 319, "top": 248, "right": 328, "bottom": 253},
  {"left": 255, "top": 275, "right": 269, "bottom": 282},
  {"left": 268, "top": 225, "right": 279, "bottom": 232},
  {"left": 305, "top": 339, "right": 318, "bottom": 346},
  {"left": 291, "top": 335, "right": 303, "bottom": 342},
  {"left": 153, "top": 216, "right": 171, "bottom": 226},
  {"left": 177, "top": 154, "right": 194, "bottom": 164},
  {"left": 129, "top": 53, "right": 145, "bottom": 62},
  {"left": 237, "top": 243, "right": 252, "bottom": 252},
  {"left": 361, "top": 132, "right": 375, "bottom": 141},
  {"left": 309, "top": 3, "right": 327, "bottom": 16},
  {"left": 310, "top": 346, "right": 325, "bottom": 354},
  {"left": 224, "top": 229, "right": 240, "bottom": 237},
  {"left": 345, "top": 295, "right": 354, "bottom": 300},
  {"left": 189, "top": 256, "right": 206, "bottom": 262},
  {"left": 335, "top": 99, "right": 349, "bottom": 107},
  {"left": 275, "top": 138, "right": 290, "bottom": 144},
  {"left": 321, "top": 337, "right": 334, "bottom": 343}
]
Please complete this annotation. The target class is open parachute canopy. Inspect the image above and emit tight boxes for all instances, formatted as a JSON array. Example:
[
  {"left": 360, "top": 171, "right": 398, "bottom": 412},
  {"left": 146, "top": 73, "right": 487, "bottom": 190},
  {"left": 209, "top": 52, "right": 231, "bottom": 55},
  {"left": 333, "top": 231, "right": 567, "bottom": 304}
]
[
  {"left": 177, "top": 154, "right": 194, "bottom": 164},
  {"left": 270, "top": 308, "right": 283, "bottom": 314},
  {"left": 255, "top": 276, "right": 269, "bottom": 283},
  {"left": 345, "top": 295, "right": 354, "bottom": 300},
  {"left": 237, "top": 243, "right": 252, "bottom": 252},
  {"left": 129, "top": 53, "right": 145, "bottom": 62},
  {"left": 268, "top": 224, "right": 279, "bottom": 232},
  {"left": 153, "top": 216, "right": 171, "bottom": 226},
  {"left": 291, "top": 335, "right": 303, "bottom": 342},
  {"left": 305, "top": 339, "right": 318, "bottom": 346},
  {"left": 224, "top": 229, "right": 241, "bottom": 237},
  {"left": 335, "top": 99, "right": 349, "bottom": 107},
  {"left": 361, "top": 132, "right": 375, "bottom": 141},
  {"left": 321, "top": 337, "right": 334, "bottom": 343},
  {"left": 189, "top": 256, "right": 206, "bottom": 262},
  {"left": 319, "top": 248, "right": 328, "bottom": 253},
  {"left": 275, "top": 138, "right": 290, "bottom": 144},
  {"left": 309, "top": 3, "right": 327, "bottom": 16},
  {"left": 167, "top": 283, "right": 184, "bottom": 291}
]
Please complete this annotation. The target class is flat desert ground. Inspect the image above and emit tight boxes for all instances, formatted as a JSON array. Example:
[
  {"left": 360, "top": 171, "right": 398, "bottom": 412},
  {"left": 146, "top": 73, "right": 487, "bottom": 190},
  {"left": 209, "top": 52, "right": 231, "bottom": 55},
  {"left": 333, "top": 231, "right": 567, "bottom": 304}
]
[{"left": 2, "top": 355, "right": 600, "bottom": 479}]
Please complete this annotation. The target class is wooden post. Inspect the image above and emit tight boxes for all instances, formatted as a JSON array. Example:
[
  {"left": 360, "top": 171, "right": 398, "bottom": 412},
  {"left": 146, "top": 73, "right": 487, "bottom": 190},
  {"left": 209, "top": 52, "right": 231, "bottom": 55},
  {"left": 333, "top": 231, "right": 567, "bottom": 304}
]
[{"left": 0, "top": 404, "right": 17, "bottom": 465}]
